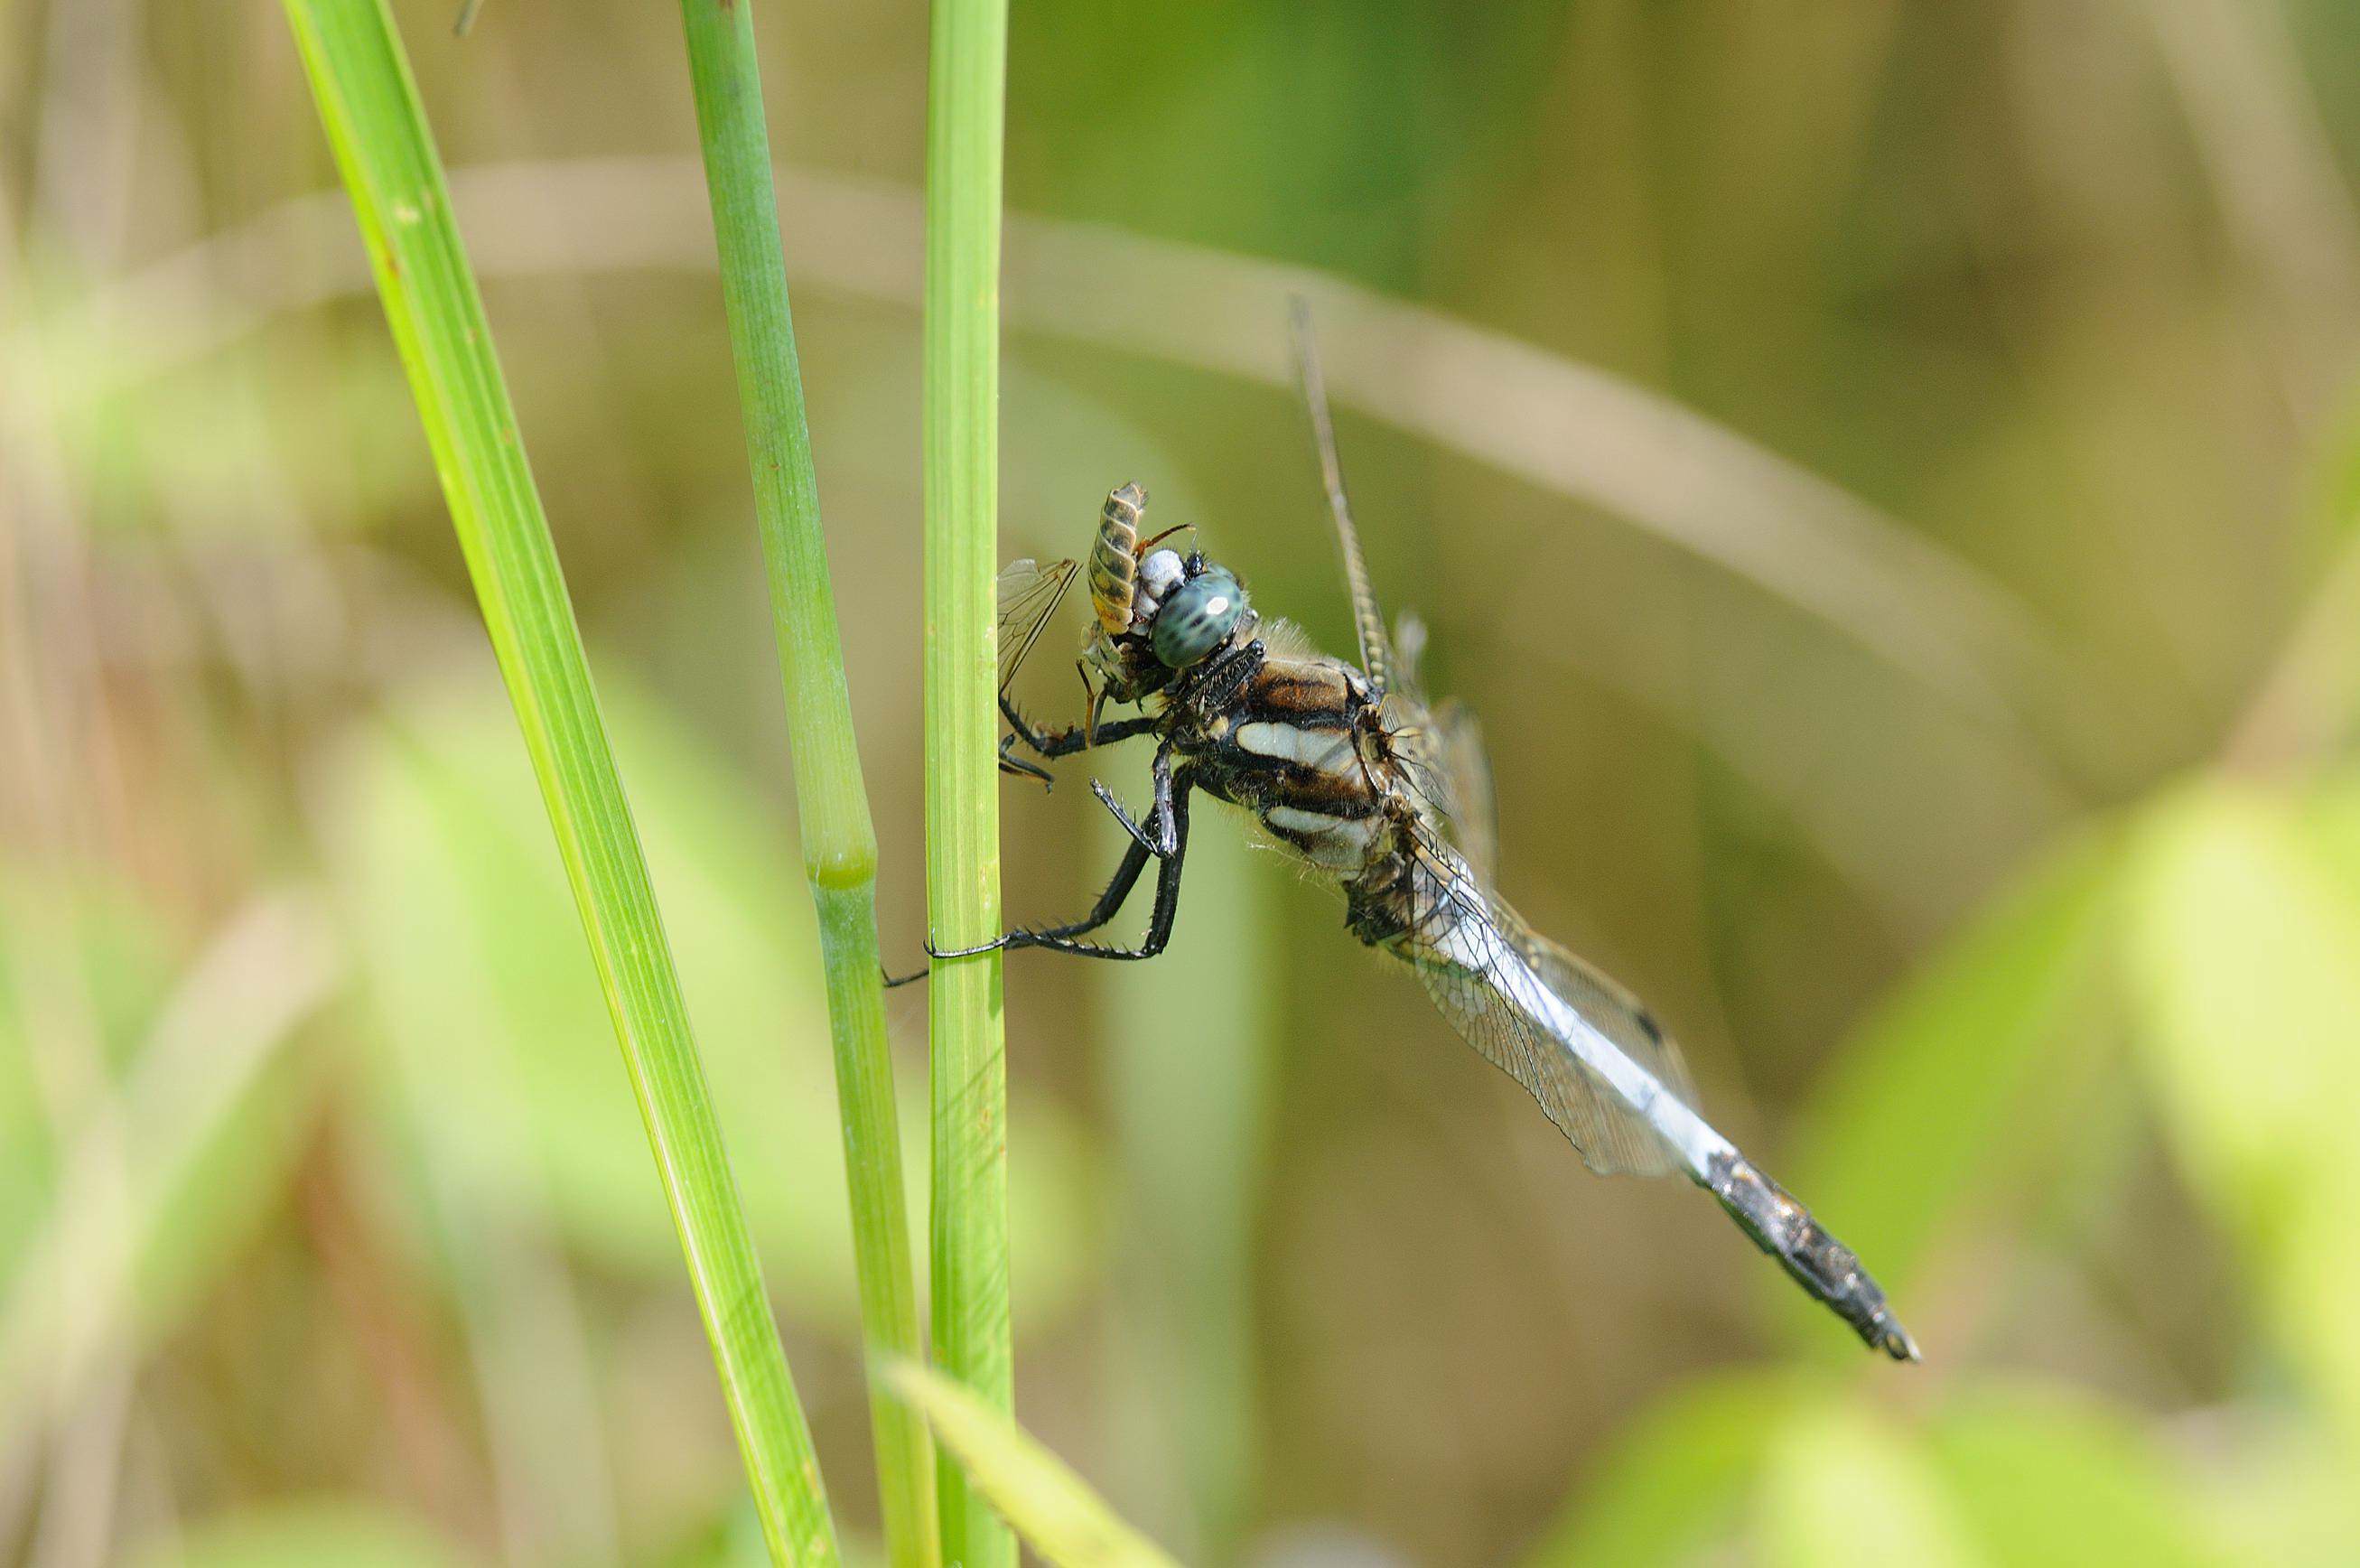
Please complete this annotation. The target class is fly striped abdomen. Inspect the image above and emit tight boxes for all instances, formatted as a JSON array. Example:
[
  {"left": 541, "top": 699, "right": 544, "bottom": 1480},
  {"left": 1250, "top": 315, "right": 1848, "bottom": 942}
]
[{"left": 1089, "top": 483, "right": 1146, "bottom": 636}]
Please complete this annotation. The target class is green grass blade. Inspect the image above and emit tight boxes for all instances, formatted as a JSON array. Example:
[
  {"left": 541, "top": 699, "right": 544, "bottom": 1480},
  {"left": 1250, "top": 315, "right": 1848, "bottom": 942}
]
[
  {"left": 674, "top": 4, "right": 937, "bottom": 1565},
  {"left": 882, "top": 1361, "right": 1185, "bottom": 1568},
  {"left": 279, "top": 3, "right": 838, "bottom": 1562},
  {"left": 921, "top": 0, "right": 1013, "bottom": 1564}
]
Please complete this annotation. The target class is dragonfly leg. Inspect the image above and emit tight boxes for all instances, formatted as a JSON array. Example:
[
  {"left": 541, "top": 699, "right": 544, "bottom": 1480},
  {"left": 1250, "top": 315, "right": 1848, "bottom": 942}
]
[
  {"left": 931, "top": 778, "right": 1194, "bottom": 963},
  {"left": 1089, "top": 746, "right": 1181, "bottom": 858},
  {"left": 1000, "top": 692, "right": 1159, "bottom": 762},
  {"left": 896, "top": 743, "right": 1160, "bottom": 983},
  {"left": 1182, "top": 637, "right": 1265, "bottom": 718},
  {"left": 1002, "top": 790, "right": 1192, "bottom": 961},
  {"left": 1032, "top": 837, "right": 1154, "bottom": 939}
]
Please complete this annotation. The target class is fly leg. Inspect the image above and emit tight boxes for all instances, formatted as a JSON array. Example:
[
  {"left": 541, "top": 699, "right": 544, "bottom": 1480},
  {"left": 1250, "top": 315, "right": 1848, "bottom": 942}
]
[
  {"left": 931, "top": 751, "right": 1194, "bottom": 963},
  {"left": 997, "top": 732, "right": 1055, "bottom": 786}
]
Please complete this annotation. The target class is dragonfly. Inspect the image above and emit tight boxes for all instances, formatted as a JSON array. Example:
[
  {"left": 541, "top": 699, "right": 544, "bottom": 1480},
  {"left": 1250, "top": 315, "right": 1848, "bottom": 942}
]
[{"left": 931, "top": 308, "right": 1918, "bottom": 1361}]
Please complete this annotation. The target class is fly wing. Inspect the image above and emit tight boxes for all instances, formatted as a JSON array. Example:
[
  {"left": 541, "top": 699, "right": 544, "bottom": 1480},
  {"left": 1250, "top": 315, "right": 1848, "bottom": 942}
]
[
  {"left": 996, "top": 556, "right": 1080, "bottom": 693},
  {"left": 1400, "top": 842, "right": 1697, "bottom": 1177}
]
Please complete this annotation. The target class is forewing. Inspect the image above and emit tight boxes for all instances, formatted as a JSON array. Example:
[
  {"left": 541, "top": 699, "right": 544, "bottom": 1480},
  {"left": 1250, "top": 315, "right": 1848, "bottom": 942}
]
[
  {"left": 1291, "top": 301, "right": 1397, "bottom": 696},
  {"left": 1405, "top": 850, "right": 1695, "bottom": 1177},
  {"left": 995, "top": 556, "right": 1080, "bottom": 692}
]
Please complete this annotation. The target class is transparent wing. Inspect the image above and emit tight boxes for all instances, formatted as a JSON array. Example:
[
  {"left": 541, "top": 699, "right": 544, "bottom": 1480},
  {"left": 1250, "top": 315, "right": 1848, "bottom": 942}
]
[
  {"left": 1399, "top": 835, "right": 1697, "bottom": 1177},
  {"left": 995, "top": 556, "right": 1080, "bottom": 692},
  {"left": 1415, "top": 697, "right": 1497, "bottom": 886},
  {"left": 1383, "top": 615, "right": 1498, "bottom": 885},
  {"left": 1394, "top": 819, "right": 1920, "bottom": 1358},
  {"left": 1434, "top": 702, "right": 1497, "bottom": 884},
  {"left": 1291, "top": 300, "right": 1397, "bottom": 696}
]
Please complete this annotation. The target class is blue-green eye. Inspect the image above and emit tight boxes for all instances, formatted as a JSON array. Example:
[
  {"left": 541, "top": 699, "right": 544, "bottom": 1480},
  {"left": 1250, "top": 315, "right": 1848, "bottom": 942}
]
[{"left": 1151, "top": 567, "right": 1247, "bottom": 668}]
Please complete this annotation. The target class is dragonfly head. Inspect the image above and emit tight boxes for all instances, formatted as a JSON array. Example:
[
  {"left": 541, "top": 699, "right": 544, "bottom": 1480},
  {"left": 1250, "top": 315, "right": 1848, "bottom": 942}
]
[{"left": 1149, "top": 559, "right": 1252, "bottom": 669}]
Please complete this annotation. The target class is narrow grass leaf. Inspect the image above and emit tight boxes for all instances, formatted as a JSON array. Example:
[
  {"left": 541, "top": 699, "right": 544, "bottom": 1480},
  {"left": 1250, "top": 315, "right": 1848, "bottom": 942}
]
[
  {"left": 277, "top": 1, "right": 836, "bottom": 1559},
  {"left": 882, "top": 1360, "right": 1183, "bottom": 1568}
]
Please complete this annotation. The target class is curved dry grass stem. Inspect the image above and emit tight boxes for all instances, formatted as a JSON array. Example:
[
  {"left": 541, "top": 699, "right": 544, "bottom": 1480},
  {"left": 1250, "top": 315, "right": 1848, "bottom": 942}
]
[{"left": 50, "top": 154, "right": 2057, "bottom": 732}]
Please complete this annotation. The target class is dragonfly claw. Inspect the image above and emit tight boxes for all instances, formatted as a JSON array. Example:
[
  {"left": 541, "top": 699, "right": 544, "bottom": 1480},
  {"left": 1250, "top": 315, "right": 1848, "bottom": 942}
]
[{"left": 925, "top": 935, "right": 1010, "bottom": 961}]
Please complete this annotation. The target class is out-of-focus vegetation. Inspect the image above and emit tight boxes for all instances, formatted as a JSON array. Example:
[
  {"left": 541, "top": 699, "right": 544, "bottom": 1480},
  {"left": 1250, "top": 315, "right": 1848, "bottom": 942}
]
[{"left": 6, "top": 2, "right": 2360, "bottom": 1564}]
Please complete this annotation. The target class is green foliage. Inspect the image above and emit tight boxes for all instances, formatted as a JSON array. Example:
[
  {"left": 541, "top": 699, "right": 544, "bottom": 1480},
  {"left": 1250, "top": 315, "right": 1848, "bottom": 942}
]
[
  {"left": 125, "top": 1501, "right": 467, "bottom": 1568},
  {"left": 15, "top": 1, "right": 2360, "bottom": 1562},
  {"left": 1522, "top": 1372, "right": 1828, "bottom": 1566},
  {"left": 1779, "top": 827, "right": 2124, "bottom": 1340},
  {"left": 0, "top": 896, "right": 328, "bottom": 1450},
  {"left": 1924, "top": 1388, "right": 2225, "bottom": 1568},
  {"left": 1534, "top": 1377, "right": 2234, "bottom": 1567},
  {"left": 2126, "top": 780, "right": 2360, "bottom": 1442}
]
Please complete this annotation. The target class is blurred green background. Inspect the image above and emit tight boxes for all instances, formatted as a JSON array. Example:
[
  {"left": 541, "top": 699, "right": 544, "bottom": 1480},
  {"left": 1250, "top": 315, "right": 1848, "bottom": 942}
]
[{"left": 8, "top": 1, "right": 2360, "bottom": 1563}]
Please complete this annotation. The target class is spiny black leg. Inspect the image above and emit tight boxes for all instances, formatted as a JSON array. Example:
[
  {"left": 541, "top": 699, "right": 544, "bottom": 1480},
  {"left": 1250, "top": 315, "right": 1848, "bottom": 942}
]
[
  {"left": 992, "top": 789, "right": 1192, "bottom": 962},
  {"left": 1092, "top": 780, "right": 1155, "bottom": 854},
  {"left": 914, "top": 838, "right": 1153, "bottom": 972},
  {"left": 1184, "top": 638, "right": 1265, "bottom": 719},
  {"left": 1089, "top": 746, "right": 1180, "bottom": 858},
  {"left": 1000, "top": 691, "right": 1160, "bottom": 761},
  {"left": 931, "top": 761, "right": 1189, "bottom": 963},
  {"left": 1031, "top": 836, "right": 1153, "bottom": 940}
]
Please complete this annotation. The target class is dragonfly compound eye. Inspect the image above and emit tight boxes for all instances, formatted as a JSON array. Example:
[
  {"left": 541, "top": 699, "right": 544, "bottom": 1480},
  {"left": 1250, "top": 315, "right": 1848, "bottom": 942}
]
[{"left": 1151, "top": 566, "right": 1248, "bottom": 668}]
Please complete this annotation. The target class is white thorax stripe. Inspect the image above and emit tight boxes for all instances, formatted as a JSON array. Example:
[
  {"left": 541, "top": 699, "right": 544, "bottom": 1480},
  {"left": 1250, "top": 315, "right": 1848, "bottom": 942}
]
[
  {"left": 1264, "top": 805, "right": 1378, "bottom": 868},
  {"left": 1236, "top": 720, "right": 1358, "bottom": 779}
]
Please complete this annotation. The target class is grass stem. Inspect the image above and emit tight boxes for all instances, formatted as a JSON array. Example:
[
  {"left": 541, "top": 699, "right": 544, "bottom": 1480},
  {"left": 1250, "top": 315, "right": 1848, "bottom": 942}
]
[
  {"left": 675, "top": 5, "right": 937, "bottom": 1564},
  {"left": 921, "top": 0, "right": 1014, "bottom": 1563}
]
